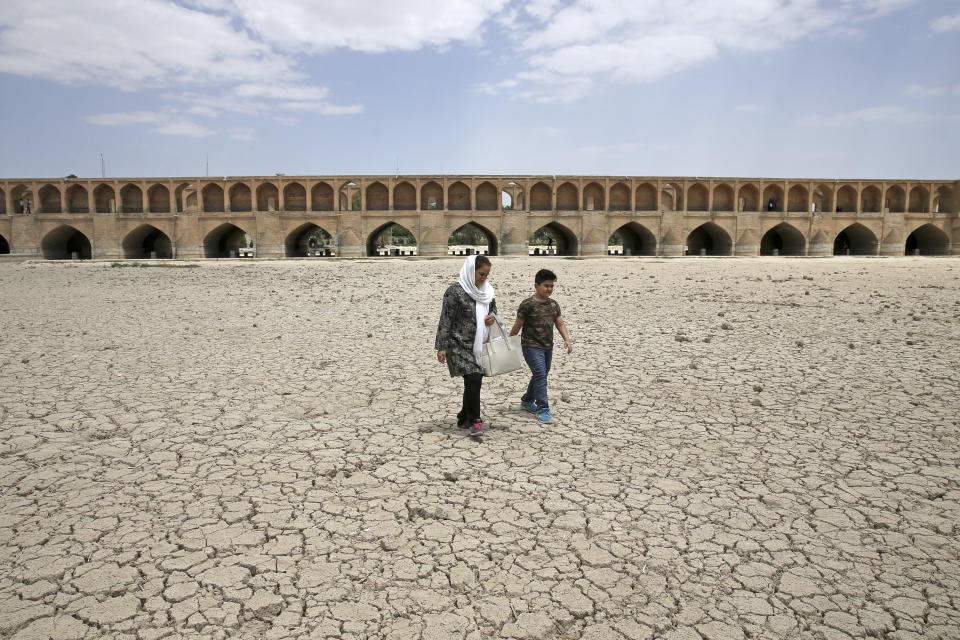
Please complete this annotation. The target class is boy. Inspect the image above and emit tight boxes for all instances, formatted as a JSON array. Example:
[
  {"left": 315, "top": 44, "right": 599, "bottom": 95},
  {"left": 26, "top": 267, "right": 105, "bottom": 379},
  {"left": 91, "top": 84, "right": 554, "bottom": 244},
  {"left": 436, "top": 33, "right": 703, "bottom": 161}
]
[{"left": 509, "top": 268, "right": 572, "bottom": 423}]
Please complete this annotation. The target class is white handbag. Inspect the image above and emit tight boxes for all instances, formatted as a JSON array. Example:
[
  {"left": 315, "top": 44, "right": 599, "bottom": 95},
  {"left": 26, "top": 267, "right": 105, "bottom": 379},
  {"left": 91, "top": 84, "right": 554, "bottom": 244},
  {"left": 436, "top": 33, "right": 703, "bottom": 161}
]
[{"left": 481, "top": 314, "right": 525, "bottom": 376}]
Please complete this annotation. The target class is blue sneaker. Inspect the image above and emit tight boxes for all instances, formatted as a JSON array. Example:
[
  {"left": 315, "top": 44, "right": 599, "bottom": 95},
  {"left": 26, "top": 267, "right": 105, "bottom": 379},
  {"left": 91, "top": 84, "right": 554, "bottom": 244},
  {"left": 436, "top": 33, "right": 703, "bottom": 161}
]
[
  {"left": 520, "top": 399, "right": 538, "bottom": 414},
  {"left": 536, "top": 407, "right": 552, "bottom": 423}
]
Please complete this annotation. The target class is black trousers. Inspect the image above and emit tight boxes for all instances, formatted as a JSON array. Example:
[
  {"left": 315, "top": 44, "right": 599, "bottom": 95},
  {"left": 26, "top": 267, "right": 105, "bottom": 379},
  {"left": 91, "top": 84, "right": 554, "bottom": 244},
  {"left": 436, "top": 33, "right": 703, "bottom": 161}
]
[{"left": 457, "top": 373, "right": 484, "bottom": 426}]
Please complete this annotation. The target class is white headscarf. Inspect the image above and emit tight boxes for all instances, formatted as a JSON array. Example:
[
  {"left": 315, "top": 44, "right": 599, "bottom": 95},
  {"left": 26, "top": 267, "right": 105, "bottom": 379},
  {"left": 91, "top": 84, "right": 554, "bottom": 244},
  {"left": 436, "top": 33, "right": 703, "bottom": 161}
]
[{"left": 458, "top": 255, "right": 495, "bottom": 365}]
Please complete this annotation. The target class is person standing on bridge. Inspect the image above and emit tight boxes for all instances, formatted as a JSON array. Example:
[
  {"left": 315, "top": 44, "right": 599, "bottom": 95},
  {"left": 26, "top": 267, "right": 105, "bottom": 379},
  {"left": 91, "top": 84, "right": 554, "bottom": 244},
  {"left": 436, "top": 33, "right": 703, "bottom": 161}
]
[{"left": 436, "top": 255, "right": 497, "bottom": 437}]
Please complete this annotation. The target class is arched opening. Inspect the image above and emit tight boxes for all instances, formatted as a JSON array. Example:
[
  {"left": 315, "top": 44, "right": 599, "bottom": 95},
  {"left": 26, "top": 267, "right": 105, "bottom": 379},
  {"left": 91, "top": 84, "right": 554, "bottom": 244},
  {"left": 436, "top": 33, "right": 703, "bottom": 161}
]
[
  {"left": 284, "top": 182, "right": 307, "bottom": 211},
  {"left": 366, "top": 182, "right": 388, "bottom": 211},
  {"left": 908, "top": 186, "right": 929, "bottom": 213},
  {"left": 476, "top": 182, "right": 498, "bottom": 210},
  {"left": 229, "top": 183, "right": 252, "bottom": 212},
  {"left": 557, "top": 182, "right": 578, "bottom": 210},
  {"left": 861, "top": 186, "right": 881, "bottom": 213},
  {"left": 609, "top": 223, "right": 656, "bottom": 256},
  {"left": 0, "top": 188, "right": 5, "bottom": 214},
  {"left": 202, "top": 184, "right": 224, "bottom": 212},
  {"left": 39, "top": 184, "right": 61, "bottom": 213},
  {"left": 0, "top": 234, "right": 8, "bottom": 254},
  {"left": 687, "top": 184, "right": 708, "bottom": 211},
  {"left": 885, "top": 186, "right": 905, "bottom": 213},
  {"left": 760, "top": 223, "right": 805, "bottom": 256},
  {"left": 787, "top": 185, "right": 808, "bottom": 212},
  {"left": 501, "top": 191, "right": 513, "bottom": 210},
  {"left": 712, "top": 184, "right": 734, "bottom": 211},
  {"left": 834, "top": 223, "right": 877, "bottom": 255},
  {"left": 905, "top": 224, "right": 950, "bottom": 256},
  {"left": 812, "top": 184, "right": 833, "bottom": 213},
  {"left": 367, "top": 222, "right": 417, "bottom": 256},
  {"left": 421, "top": 181, "right": 443, "bottom": 210},
  {"left": 448, "top": 182, "right": 470, "bottom": 210},
  {"left": 310, "top": 182, "right": 333, "bottom": 211},
  {"left": 257, "top": 183, "right": 278, "bottom": 212},
  {"left": 609, "top": 183, "right": 630, "bottom": 211},
  {"left": 529, "top": 222, "right": 578, "bottom": 256},
  {"left": 11, "top": 185, "right": 32, "bottom": 213},
  {"left": 174, "top": 183, "right": 192, "bottom": 213},
  {"left": 41, "top": 225, "right": 91, "bottom": 259},
  {"left": 393, "top": 182, "right": 416, "bottom": 210},
  {"left": 836, "top": 185, "right": 856, "bottom": 212},
  {"left": 65, "top": 184, "right": 88, "bottom": 213},
  {"left": 339, "top": 181, "right": 360, "bottom": 211},
  {"left": 663, "top": 182, "right": 683, "bottom": 211},
  {"left": 123, "top": 224, "right": 172, "bottom": 259},
  {"left": 507, "top": 181, "right": 524, "bottom": 210},
  {"left": 636, "top": 183, "right": 657, "bottom": 211},
  {"left": 934, "top": 186, "right": 953, "bottom": 213},
  {"left": 530, "top": 182, "right": 552, "bottom": 211},
  {"left": 204, "top": 223, "right": 250, "bottom": 258},
  {"left": 763, "top": 185, "right": 783, "bottom": 212},
  {"left": 738, "top": 184, "right": 759, "bottom": 212},
  {"left": 285, "top": 222, "right": 336, "bottom": 257},
  {"left": 120, "top": 184, "right": 143, "bottom": 213},
  {"left": 686, "top": 223, "right": 732, "bottom": 256},
  {"left": 148, "top": 184, "right": 171, "bottom": 213},
  {"left": 583, "top": 182, "right": 604, "bottom": 211},
  {"left": 448, "top": 223, "right": 498, "bottom": 256}
]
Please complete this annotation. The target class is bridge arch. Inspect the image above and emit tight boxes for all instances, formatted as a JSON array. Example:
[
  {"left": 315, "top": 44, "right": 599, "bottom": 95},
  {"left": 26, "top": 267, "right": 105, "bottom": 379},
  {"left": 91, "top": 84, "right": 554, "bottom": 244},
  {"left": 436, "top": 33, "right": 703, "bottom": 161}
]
[
  {"left": 934, "top": 186, "right": 953, "bottom": 213},
  {"left": 885, "top": 185, "right": 905, "bottom": 213},
  {"left": 93, "top": 184, "right": 114, "bottom": 213},
  {"left": 760, "top": 222, "right": 806, "bottom": 256},
  {"left": 686, "top": 222, "right": 732, "bottom": 256},
  {"left": 0, "top": 233, "right": 8, "bottom": 254},
  {"left": 228, "top": 182, "right": 252, "bottom": 212},
  {"left": 0, "top": 186, "right": 4, "bottom": 214},
  {"left": 393, "top": 182, "right": 416, "bottom": 210},
  {"left": 448, "top": 181, "right": 470, "bottom": 210},
  {"left": 813, "top": 184, "right": 833, "bottom": 213},
  {"left": 861, "top": 185, "right": 881, "bottom": 212},
  {"left": 636, "top": 183, "right": 656, "bottom": 210},
  {"left": 557, "top": 182, "right": 578, "bottom": 210},
  {"left": 905, "top": 223, "right": 949, "bottom": 255},
  {"left": 713, "top": 184, "right": 734, "bottom": 211},
  {"left": 834, "top": 223, "right": 877, "bottom": 255},
  {"left": 123, "top": 224, "right": 172, "bottom": 259},
  {"left": 421, "top": 181, "right": 443, "bottom": 210},
  {"left": 11, "top": 185, "right": 32, "bottom": 213},
  {"left": 39, "top": 184, "right": 61, "bottom": 213},
  {"left": 738, "top": 183, "right": 759, "bottom": 212},
  {"left": 687, "top": 183, "right": 708, "bottom": 211},
  {"left": 449, "top": 222, "right": 498, "bottom": 256},
  {"left": 257, "top": 182, "right": 278, "bottom": 211},
  {"left": 204, "top": 223, "right": 250, "bottom": 258},
  {"left": 285, "top": 182, "right": 307, "bottom": 211},
  {"left": 148, "top": 184, "right": 171, "bottom": 212},
  {"left": 610, "top": 182, "right": 630, "bottom": 211},
  {"left": 530, "top": 221, "right": 578, "bottom": 256},
  {"left": 202, "top": 184, "right": 224, "bottom": 212},
  {"left": 120, "top": 184, "right": 143, "bottom": 213},
  {"left": 65, "top": 184, "right": 88, "bottom": 213},
  {"left": 530, "top": 182, "right": 552, "bottom": 211},
  {"left": 476, "top": 182, "right": 498, "bottom": 210},
  {"left": 311, "top": 181, "right": 334, "bottom": 211},
  {"left": 787, "top": 185, "right": 808, "bottom": 212},
  {"left": 366, "top": 182, "right": 388, "bottom": 211},
  {"left": 662, "top": 182, "right": 683, "bottom": 211},
  {"left": 339, "top": 181, "right": 360, "bottom": 211},
  {"left": 836, "top": 185, "right": 857, "bottom": 211},
  {"left": 763, "top": 184, "right": 783, "bottom": 211},
  {"left": 583, "top": 182, "right": 604, "bottom": 210},
  {"left": 611, "top": 222, "right": 656, "bottom": 256},
  {"left": 285, "top": 222, "right": 336, "bottom": 257},
  {"left": 42, "top": 225, "right": 91, "bottom": 259},
  {"left": 908, "top": 186, "right": 929, "bottom": 213},
  {"left": 367, "top": 221, "right": 418, "bottom": 256}
]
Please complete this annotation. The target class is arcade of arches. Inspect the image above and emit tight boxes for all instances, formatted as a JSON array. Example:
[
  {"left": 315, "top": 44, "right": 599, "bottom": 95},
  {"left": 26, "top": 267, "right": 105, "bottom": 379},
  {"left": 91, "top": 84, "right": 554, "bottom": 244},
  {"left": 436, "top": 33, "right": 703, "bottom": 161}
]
[{"left": 1, "top": 175, "right": 956, "bottom": 259}]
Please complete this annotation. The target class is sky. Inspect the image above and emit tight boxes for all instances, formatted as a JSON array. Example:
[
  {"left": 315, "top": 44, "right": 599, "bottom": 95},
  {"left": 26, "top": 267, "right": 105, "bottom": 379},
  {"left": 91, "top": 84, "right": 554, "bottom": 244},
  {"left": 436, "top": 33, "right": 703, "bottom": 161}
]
[{"left": 0, "top": 0, "right": 958, "bottom": 180}]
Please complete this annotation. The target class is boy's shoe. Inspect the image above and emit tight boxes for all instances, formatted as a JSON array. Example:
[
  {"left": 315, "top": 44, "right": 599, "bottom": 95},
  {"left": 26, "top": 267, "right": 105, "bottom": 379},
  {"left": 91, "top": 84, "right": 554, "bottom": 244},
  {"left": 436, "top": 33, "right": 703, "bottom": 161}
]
[
  {"left": 469, "top": 419, "right": 484, "bottom": 437},
  {"left": 520, "top": 399, "right": 538, "bottom": 414},
  {"left": 536, "top": 407, "right": 552, "bottom": 423}
]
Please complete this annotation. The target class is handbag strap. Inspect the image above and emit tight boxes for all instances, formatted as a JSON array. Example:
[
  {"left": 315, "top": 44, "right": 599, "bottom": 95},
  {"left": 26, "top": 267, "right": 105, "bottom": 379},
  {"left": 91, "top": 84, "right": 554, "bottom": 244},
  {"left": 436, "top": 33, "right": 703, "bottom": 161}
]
[{"left": 487, "top": 313, "right": 517, "bottom": 350}]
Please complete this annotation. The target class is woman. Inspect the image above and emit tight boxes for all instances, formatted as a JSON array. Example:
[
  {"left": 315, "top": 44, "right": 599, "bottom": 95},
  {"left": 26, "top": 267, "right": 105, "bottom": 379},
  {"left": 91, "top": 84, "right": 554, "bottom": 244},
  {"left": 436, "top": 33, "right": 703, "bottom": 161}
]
[{"left": 435, "top": 255, "right": 497, "bottom": 437}]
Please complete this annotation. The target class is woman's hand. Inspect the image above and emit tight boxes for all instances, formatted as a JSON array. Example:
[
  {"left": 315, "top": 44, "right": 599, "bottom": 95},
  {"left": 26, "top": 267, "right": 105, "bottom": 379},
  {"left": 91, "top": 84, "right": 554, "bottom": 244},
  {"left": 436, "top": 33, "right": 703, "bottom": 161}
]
[
  {"left": 437, "top": 350, "right": 446, "bottom": 364},
  {"left": 484, "top": 314, "right": 495, "bottom": 326}
]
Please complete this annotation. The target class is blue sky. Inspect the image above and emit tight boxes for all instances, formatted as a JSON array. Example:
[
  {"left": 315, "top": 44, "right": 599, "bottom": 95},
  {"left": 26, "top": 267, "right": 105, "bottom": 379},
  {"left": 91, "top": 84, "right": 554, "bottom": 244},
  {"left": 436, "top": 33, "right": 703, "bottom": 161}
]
[{"left": 0, "top": 0, "right": 958, "bottom": 180}]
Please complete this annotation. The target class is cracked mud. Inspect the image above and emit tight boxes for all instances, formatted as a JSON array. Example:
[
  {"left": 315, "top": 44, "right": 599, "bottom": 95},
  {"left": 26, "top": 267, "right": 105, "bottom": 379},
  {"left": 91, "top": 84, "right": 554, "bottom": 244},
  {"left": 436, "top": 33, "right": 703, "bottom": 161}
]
[{"left": 0, "top": 257, "right": 958, "bottom": 640}]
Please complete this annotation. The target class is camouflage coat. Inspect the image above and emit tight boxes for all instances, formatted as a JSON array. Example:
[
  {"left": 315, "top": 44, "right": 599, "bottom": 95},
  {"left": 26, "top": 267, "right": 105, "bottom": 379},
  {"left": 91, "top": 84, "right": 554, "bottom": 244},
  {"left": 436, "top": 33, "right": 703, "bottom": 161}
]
[{"left": 435, "top": 283, "right": 498, "bottom": 378}]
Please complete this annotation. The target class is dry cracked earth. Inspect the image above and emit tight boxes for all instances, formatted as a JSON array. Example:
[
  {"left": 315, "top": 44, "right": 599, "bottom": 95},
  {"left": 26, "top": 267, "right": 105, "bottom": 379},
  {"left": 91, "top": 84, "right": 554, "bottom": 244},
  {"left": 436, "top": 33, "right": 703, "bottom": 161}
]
[{"left": 0, "top": 257, "right": 958, "bottom": 640}]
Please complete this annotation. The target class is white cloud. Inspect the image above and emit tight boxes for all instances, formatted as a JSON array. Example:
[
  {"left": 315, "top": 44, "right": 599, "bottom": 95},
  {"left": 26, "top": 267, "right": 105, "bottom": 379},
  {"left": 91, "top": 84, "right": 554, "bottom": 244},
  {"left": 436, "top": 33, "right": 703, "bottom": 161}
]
[
  {"left": 85, "top": 111, "right": 169, "bottom": 126},
  {"left": 905, "top": 84, "right": 960, "bottom": 97},
  {"left": 800, "top": 105, "right": 956, "bottom": 126},
  {"left": 931, "top": 12, "right": 960, "bottom": 33},
  {"left": 154, "top": 121, "right": 216, "bottom": 137}
]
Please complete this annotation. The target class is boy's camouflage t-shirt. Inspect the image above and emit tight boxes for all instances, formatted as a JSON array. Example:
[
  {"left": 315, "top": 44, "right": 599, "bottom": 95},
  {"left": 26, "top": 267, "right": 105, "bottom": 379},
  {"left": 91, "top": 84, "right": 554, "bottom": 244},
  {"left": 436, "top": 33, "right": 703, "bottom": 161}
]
[{"left": 517, "top": 296, "right": 561, "bottom": 349}]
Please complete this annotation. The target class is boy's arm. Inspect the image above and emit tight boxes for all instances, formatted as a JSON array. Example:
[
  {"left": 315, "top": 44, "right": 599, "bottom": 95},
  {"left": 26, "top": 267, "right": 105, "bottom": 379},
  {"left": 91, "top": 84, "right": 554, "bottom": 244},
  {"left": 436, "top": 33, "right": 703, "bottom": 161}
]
[
  {"left": 509, "top": 316, "right": 523, "bottom": 337},
  {"left": 555, "top": 316, "right": 572, "bottom": 353}
]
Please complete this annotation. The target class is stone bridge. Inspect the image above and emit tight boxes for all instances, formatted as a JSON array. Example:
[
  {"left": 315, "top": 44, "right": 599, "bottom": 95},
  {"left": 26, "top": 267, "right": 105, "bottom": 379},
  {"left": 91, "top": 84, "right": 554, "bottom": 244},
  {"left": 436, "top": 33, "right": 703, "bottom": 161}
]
[{"left": 0, "top": 175, "right": 957, "bottom": 259}]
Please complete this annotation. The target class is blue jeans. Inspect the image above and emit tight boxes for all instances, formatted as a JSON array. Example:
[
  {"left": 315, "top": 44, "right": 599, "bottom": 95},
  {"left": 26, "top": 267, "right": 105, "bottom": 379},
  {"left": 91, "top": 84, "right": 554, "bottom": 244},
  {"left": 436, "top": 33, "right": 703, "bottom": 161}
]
[{"left": 521, "top": 346, "right": 552, "bottom": 409}]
